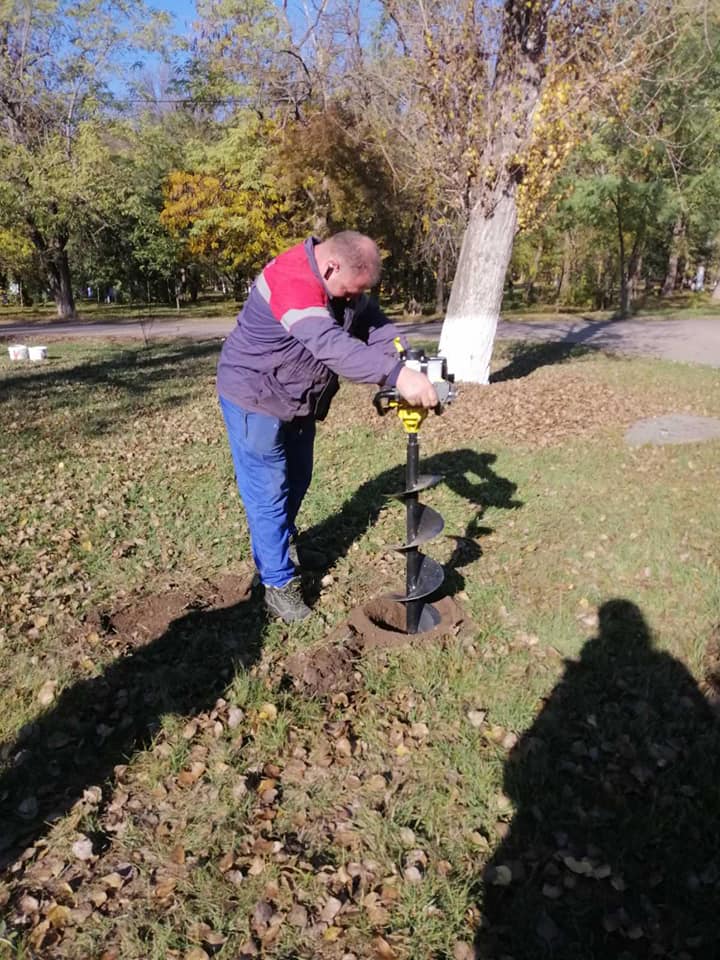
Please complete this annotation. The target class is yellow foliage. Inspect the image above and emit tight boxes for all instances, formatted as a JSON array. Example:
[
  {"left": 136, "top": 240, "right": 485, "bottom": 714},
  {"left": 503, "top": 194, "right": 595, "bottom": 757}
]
[
  {"left": 160, "top": 170, "right": 295, "bottom": 278},
  {"left": 517, "top": 60, "right": 630, "bottom": 229}
]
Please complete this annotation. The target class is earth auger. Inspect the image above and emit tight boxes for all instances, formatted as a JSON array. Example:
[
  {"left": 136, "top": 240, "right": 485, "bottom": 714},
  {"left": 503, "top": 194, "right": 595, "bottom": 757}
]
[{"left": 373, "top": 345, "right": 456, "bottom": 634}]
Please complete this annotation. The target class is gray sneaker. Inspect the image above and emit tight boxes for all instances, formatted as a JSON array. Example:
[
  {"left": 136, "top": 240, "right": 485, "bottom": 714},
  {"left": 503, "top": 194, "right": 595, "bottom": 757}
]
[{"left": 264, "top": 577, "right": 311, "bottom": 622}]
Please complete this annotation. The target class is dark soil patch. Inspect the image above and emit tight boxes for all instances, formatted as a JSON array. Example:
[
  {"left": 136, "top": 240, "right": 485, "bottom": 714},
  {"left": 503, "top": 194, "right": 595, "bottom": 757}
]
[
  {"left": 348, "top": 595, "right": 465, "bottom": 649},
  {"left": 87, "top": 572, "right": 255, "bottom": 649}
]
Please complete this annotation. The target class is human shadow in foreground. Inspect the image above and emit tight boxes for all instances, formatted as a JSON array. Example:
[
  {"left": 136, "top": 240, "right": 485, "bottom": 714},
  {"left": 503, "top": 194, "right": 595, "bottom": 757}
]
[
  {"left": 0, "top": 448, "right": 519, "bottom": 870},
  {"left": 477, "top": 600, "right": 720, "bottom": 959}
]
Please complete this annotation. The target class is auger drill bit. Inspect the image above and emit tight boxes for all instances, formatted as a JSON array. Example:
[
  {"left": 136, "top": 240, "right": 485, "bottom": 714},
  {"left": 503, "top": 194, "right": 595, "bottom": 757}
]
[{"left": 373, "top": 347, "right": 455, "bottom": 634}]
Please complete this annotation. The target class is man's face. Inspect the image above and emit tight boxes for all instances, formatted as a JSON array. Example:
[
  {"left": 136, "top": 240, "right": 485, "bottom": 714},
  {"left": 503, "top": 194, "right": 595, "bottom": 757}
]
[{"left": 324, "top": 263, "right": 372, "bottom": 300}]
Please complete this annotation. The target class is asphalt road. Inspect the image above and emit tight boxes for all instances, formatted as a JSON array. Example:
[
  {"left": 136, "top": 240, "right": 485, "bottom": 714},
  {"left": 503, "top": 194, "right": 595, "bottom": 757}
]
[{"left": 2, "top": 314, "right": 720, "bottom": 368}]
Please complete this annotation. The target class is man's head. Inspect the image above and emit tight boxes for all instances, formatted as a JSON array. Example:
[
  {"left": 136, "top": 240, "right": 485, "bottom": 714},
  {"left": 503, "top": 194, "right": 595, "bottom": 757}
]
[{"left": 315, "top": 231, "right": 382, "bottom": 299}]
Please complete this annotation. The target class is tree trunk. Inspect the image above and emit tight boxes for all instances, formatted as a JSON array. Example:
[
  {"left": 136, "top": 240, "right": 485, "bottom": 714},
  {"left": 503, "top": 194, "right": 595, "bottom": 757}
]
[
  {"left": 616, "top": 197, "right": 630, "bottom": 318},
  {"left": 46, "top": 247, "right": 77, "bottom": 320},
  {"left": 629, "top": 253, "right": 643, "bottom": 303},
  {"left": 26, "top": 217, "right": 77, "bottom": 319},
  {"left": 661, "top": 213, "right": 685, "bottom": 296},
  {"left": 435, "top": 252, "right": 446, "bottom": 314},
  {"left": 712, "top": 278, "right": 720, "bottom": 301},
  {"left": 439, "top": 191, "right": 518, "bottom": 382},
  {"left": 437, "top": 0, "right": 550, "bottom": 383},
  {"left": 555, "top": 233, "right": 572, "bottom": 304}
]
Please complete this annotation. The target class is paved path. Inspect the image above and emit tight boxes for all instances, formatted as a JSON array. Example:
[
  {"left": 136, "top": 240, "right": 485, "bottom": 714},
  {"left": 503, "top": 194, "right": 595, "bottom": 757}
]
[
  {"left": 2, "top": 314, "right": 720, "bottom": 367},
  {"left": 406, "top": 316, "right": 720, "bottom": 368}
]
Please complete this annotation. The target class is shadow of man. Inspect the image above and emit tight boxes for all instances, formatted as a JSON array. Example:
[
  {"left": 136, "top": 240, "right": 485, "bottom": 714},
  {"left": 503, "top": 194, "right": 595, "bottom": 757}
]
[
  {"left": 1, "top": 447, "right": 519, "bottom": 873},
  {"left": 0, "top": 577, "right": 262, "bottom": 869},
  {"left": 477, "top": 599, "right": 720, "bottom": 959}
]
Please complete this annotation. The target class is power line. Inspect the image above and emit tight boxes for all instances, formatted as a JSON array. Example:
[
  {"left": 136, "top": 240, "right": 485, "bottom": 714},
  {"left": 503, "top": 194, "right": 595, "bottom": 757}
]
[{"left": 3, "top": 95, "right": 254, "bottom": 106}]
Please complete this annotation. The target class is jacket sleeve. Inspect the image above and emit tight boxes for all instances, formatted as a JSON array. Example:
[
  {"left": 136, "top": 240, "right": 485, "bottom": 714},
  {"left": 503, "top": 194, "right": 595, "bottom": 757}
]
[
  {"left": 288, "top": 308, "right": 404, "bottom": 386},
  {"left": 357, "top": 297, "right": 410, "bottom": 353},
  {"left": 260, "top": 253, "right": 404, "bottom": 385}
]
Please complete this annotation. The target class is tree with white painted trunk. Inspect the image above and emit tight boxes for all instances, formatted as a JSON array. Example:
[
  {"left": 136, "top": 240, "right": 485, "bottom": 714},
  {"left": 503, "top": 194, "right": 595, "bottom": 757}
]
[
  {"left": 359, "top": 0, "right": 709, "bottom": 382},
  {"left": 439, "top": 0, "right": 549, "bottom": 382}
]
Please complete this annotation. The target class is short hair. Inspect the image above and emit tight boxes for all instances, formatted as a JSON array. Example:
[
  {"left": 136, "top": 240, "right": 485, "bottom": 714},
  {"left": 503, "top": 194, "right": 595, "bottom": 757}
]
[{"left": 327, "top": 231, "right": 382, "bottom": 286}]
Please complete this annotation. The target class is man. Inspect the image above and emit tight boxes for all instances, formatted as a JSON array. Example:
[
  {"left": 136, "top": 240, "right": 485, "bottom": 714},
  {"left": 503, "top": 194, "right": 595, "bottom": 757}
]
[{"left": 217, "top": 231, "right": 438, "bottom": 622}]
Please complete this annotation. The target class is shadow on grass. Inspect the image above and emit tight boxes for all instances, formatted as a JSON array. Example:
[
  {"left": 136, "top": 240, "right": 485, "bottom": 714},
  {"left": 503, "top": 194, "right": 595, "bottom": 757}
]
[
  {"left": 2, "top": 340, "right": 225, "bottom": 467},
  {"left": 491, "top": 341, "right": 599, "bottom": 382},
  {"left": 299, "top": 448, "right": 521, "bottom": 603},
  {"left": 0, "top": 446, "right": 520, "bottom": 872},
  {"left": 0, "top": 339, "right": 222, "bottom": 416},
  {"left": 477, "top": 599, "right": 720, "bottom": 959},
  {"left": 0, "top": 589, "right": 266, "bottom": 870}
]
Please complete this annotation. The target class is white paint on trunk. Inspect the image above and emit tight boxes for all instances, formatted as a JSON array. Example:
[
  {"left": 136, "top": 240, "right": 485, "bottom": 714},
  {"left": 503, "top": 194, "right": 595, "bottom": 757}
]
[
  {"left": 438, "top": 311, "right": 499, "bottom": 383},
  {"left": 439, "top": 192, "right": 518, "bottom": 384}
]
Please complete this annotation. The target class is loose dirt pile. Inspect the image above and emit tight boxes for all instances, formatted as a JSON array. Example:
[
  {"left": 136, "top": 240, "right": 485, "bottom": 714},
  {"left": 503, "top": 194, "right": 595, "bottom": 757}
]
[
  {"left": 87, "top": 577, "right": 467, "bottom": 700},
  {"left": 86, "top": 572, "right": 255, "bottom": 649},
  {"left": 284, "top": 596, "right": 467, "bottom": 697}
]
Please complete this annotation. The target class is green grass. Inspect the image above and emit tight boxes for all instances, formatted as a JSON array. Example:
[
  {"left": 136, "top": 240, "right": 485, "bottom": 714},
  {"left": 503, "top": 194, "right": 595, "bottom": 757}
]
[
  {"left": 0, "top": 295, "right": 240, "bottom": 325},
  {"left": 1, "top": 339, "right": 720, "bottom": 959},
  {"left": 3, "top": 289, "right": 720, "bottom": 330}
]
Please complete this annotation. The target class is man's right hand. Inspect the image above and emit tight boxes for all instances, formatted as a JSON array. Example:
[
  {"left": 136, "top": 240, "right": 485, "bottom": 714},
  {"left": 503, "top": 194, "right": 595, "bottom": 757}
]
[{"left": 396, "top": 366, "right": 439, "bottom": 408}]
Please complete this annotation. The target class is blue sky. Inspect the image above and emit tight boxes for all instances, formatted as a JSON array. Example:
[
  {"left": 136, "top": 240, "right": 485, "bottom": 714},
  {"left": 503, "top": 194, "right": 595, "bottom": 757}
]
[
  {"left": 150, "top": 1, "right": 310, "bottom": 34},
  {"left": 154, "top": 0, "right": 197, "bottom": 31},
  {"left": 150, "top": 1, "right": 381, "bottom": 40}
]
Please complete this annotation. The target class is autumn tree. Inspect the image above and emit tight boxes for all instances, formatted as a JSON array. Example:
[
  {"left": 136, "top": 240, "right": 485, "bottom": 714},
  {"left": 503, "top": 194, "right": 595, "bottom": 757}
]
[
  {"left": 341, "top": 0, "right": 705, "bottom": 381},
  {"left": 0, "top": 0, "right": 169, "bottom": 319},
  {"left": 160, "top": 115, "right": 299, "bottom": 293},
  {"left": 650, "top": 15, "right": 720, "bottom": 297},
  {"left": 525, "top": 4, "right": 720, "bottom": 315}
]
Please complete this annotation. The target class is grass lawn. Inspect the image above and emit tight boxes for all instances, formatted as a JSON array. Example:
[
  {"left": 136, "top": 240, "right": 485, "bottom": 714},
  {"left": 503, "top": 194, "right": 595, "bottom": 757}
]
[
  {"left": 0, "top": 297, "right": 238, "bottom": 327},
  {"left": 1, "top": 338, "right": 719, "bottom": 959},
  {"left": 2, "top": 290, "right": 720, "bottom": 330}
]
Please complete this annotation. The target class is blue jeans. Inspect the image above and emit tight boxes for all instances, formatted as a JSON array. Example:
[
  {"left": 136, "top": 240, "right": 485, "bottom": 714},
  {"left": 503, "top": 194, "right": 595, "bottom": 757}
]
[{"left": 220, "top": 396, "right": 315, "bottom": 587}]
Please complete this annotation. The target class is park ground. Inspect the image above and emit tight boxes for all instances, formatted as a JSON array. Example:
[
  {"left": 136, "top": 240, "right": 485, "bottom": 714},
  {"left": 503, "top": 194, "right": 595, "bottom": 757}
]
[
  {"left": 1, "top": 288, "right": 720, "bottom": 326},
  {"left": 1, "top": 336, "right": 720, "bottom": 959}
]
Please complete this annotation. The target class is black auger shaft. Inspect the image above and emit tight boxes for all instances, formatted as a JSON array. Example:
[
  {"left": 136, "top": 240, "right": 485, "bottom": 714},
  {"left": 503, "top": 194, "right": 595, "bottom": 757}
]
[
  {"left": 405, "top": 433, "right": 422, "bottom": 634},
  {"left": 372, "top": 347, "right": 455, "bottom": 636}
]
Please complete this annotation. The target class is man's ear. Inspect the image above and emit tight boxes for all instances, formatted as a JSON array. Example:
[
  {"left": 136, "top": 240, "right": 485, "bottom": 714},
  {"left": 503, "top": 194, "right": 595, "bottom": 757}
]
[{"left": 324, "top": 265, "right": 334, "bottom": 280}]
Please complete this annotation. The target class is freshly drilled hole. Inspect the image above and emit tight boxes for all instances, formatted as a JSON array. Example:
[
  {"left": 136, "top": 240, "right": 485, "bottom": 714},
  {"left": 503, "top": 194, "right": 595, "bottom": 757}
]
[{"left": 362, "top": 599, "right": 407, "bottom": 634}]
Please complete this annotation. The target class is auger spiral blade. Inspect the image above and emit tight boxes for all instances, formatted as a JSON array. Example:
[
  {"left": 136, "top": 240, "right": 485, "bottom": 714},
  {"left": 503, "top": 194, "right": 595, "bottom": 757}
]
[
  {"left": 388, "top": 555, "right": 445, "bottom": 602},
  {"left": 372, "top": 346, "right": 456, "bottom": 635},
  {"left": 389, "top": 474, "right": 444, "bottom": 499},
  {"left": 391, "top": 505, "right": 444, "bottom": 551},
  {"left": 393, "top": 431, "right": 445, "bottom": 634}
]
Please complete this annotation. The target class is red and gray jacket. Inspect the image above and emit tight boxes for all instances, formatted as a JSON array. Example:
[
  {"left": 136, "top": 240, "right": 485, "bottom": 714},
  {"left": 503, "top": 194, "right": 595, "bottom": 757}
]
[{"left": 216, "top": 237, "right": 405, "bottom": 421}]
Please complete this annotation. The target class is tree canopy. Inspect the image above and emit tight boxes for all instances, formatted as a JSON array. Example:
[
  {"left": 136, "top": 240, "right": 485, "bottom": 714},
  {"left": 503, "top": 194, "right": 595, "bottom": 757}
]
[{"left": 0, "top": 0, "right": 718, "bottom": 337}]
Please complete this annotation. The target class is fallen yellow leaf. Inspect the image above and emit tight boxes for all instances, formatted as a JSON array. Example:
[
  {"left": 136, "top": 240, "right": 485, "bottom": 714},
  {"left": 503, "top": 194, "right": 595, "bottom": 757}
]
[{"left": 258, "top": 702, "right": 278, "bottom": 722}]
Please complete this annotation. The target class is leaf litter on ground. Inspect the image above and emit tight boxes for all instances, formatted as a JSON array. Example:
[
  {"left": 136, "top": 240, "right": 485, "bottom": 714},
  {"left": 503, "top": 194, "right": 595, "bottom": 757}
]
[{"left": 1, "top": 339, "right": 720, "bottom": 958}]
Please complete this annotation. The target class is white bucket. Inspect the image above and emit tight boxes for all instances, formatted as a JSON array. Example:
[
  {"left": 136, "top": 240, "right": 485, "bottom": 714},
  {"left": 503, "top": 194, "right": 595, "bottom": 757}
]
[
  {"left": 28, "top": 345, "right": 48, "bottom": 362},
  {"left": 8, "top": 344, "right": 29, "bottom": 361}
]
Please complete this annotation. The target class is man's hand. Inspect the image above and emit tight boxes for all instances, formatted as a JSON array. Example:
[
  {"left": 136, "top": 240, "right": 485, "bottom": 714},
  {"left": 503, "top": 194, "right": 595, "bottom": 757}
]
[{"left": 396, "top": 366, "right": 439, "bottom": 408}]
